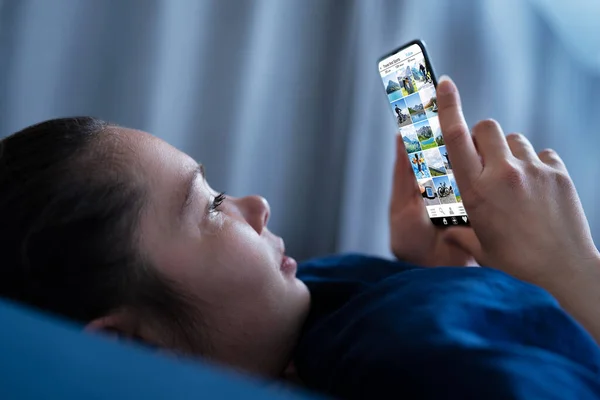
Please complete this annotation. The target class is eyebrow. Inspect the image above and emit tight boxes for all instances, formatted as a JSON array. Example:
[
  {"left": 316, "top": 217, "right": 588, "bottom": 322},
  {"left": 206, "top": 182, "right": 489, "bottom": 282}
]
[{"left": 179, "top": 164, "right": 205, "bottom": 218}]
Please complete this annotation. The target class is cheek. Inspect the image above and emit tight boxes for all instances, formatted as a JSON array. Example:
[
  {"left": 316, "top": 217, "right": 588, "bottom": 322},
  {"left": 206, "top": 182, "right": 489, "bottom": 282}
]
[
  {"left": 150, "top": 213, "right": 281, "bottom": 310},
  {"left": 222, "top": 235, "right": 276, "bottom": 285},
  {"left": 196, "top": 223, "right": 279, "bottom": 300}
]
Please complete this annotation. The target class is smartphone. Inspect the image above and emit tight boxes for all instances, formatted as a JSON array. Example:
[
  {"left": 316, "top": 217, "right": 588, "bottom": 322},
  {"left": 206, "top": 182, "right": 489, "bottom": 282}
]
[{"left": 378, "top": 39, "right": 469, "bottom": 226}]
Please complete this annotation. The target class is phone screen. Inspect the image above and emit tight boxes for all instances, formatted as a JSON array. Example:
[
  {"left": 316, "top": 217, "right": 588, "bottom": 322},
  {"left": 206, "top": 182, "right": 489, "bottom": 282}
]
[
  {"left": 378, "top": 41, "right": 469, "bottom": 226},
  {"left": 425, "top": 186, "right": 434, "bottom": 198}
]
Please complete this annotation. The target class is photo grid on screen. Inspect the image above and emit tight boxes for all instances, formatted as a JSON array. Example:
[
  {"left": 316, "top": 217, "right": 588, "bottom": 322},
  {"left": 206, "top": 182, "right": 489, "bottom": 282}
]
[{"left": 381, "top": 51, "right": 462, "bottom": 208}]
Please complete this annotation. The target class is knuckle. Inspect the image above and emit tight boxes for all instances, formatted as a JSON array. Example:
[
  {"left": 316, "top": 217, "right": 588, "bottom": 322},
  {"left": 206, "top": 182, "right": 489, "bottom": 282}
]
[
  {"left": 499, "top": 162, "right": 526, "bottom": 190},
  {"left": 553, "top": 170, "right": 573, "bottom": 188},
  {"left": 539, "top": 148, "right": 567, "bottom": 170},
  {"left": 506, "top": 132, "right": 524, "bottom": 142},
  {"left": 473, "top": 119, "right": 500, "bottom": 134},
  {"left": 539, "top": 148, "right": 559, "bottom": 160},
  {"left": 443, "top": 123, "right": 468, "bottom": 146}
]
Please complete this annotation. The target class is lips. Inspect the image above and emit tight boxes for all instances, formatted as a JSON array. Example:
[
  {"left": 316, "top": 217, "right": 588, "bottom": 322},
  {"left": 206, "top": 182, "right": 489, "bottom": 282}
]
[
  {"left": 277, "top": 236, "right": 297, "bottom": 274},
  {"left": 281, "top": 255, "right": 298, "bottom": 274}
]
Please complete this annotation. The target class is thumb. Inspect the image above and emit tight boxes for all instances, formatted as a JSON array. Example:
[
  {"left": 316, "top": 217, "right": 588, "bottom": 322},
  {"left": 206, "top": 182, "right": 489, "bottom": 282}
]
[{"left": 444, "top": 228, "right": 485, "bottom": 264}]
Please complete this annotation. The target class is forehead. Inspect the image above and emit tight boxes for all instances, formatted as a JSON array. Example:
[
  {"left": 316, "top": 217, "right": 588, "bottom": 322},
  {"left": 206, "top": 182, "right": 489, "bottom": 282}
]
[{"left": 114, "top": 127, "right": 196, "bottom": 228}]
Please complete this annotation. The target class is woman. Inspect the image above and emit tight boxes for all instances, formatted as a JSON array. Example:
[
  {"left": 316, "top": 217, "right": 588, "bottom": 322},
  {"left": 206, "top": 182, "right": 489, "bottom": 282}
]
[{"left": 1, "top": 77, "right": 599, "bottom": 398}]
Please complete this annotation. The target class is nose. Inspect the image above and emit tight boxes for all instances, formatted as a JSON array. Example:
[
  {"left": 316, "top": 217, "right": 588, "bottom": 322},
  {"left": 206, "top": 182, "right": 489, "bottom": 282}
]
[{"left": 236, "top": 195, "right": 270, "bottom": 234}]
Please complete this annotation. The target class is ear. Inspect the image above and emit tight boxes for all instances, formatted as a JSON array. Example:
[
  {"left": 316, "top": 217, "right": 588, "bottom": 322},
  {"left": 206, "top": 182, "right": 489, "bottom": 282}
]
[
  {"left": 84, "top": 313, "right": 136, "bottom": 340},
  {"left": 84, "top": 312, "right": 165, "bottom": 352}
]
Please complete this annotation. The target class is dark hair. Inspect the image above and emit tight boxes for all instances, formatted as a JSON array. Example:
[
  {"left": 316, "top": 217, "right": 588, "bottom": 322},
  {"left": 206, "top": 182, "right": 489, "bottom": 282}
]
[{"left": 0, "top": 117, "right": 197, "bottom": 346}]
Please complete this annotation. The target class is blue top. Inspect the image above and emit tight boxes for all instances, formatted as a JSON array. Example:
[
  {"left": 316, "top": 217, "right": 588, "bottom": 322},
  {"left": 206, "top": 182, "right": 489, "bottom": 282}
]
[{"left": 294, "top": 254, "right": 600, "bottom": 399}]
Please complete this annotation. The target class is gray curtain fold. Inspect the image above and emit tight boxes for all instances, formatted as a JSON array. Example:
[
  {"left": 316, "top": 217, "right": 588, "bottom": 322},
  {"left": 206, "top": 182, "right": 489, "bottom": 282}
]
[{"left": 1, "top": 0, "right": 599, "bottom": 261}]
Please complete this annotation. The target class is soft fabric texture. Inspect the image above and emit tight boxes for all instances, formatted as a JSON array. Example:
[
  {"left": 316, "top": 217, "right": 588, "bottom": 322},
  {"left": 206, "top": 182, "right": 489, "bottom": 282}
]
[
  {"left": 295, "top": 254, "right": 600, "bottom": 399},
  {"left": 0, "top": 299, "right": 317, "bottom": 400}
]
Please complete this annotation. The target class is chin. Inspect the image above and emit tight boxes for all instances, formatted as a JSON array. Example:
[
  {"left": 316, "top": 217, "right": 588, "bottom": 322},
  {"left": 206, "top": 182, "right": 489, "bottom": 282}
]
[{"left": 293, "top": 279, "right": 311, "bottom": 313}]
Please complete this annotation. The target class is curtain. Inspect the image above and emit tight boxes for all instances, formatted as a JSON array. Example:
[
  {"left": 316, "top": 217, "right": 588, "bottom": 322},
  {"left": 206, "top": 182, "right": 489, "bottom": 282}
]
[{"left": 1, "top": 0, "right": 598, "bottom": 261}]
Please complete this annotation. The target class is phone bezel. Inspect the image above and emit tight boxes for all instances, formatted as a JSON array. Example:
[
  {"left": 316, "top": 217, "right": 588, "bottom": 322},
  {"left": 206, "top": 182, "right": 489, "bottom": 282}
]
[
  {"left": 378, "top": 39, "right": 469, "bottom": 227},
  {"left": 377, "top": 39, "right": 438, "bottom": 87}
]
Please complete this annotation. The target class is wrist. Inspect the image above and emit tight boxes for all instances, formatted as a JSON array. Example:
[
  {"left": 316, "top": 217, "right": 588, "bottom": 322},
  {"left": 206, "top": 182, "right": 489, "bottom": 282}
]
[
  {"left": 537, "top": 252, "right": 600, "bottom": 309},
  {"left": 570, "top": 255, "right": 600, "bottom": 296},
  {"left": 540, "top": 253, "right": 600, "bottom": 345},
  {"left": 529, "top": 252, "right": 600, "bottom": 299},
  {"left": 564, "top": 253, "right": 600, "bottom": 287}
]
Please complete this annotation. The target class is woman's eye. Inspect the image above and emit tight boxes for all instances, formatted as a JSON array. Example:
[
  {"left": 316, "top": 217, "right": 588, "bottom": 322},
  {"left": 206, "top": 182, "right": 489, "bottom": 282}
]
[{"left": 209, "top": 192, "right": 226, "bottom": 212}]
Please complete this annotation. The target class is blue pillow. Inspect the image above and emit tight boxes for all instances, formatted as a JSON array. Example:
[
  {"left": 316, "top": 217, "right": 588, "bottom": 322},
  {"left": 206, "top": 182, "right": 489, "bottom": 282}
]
[{"left": 0, "top": 299, "right": 318, "bottom": 399}]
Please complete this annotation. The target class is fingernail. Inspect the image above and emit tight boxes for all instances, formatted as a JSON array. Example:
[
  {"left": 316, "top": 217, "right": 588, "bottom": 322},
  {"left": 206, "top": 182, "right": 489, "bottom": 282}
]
[{"left": 436, "top": 75, "right": 456, "bottom": 94}]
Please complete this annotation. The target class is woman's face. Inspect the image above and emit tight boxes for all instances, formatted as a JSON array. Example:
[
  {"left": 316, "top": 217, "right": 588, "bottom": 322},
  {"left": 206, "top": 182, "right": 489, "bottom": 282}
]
[{"left": 115, "top": 127, "right": 310, "bottom": 376}]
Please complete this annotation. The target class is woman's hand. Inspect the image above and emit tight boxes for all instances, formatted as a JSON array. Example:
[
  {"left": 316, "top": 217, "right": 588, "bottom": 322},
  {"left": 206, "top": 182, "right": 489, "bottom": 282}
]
[
  {"left": 389, "top": 133, "right": 479, "bottom": 267},
  {"left": 436, "top": 76, "right": 600, "bottom": 344},
  {"left": 436, "top": 76, "right": 600, "bottom": 284}
]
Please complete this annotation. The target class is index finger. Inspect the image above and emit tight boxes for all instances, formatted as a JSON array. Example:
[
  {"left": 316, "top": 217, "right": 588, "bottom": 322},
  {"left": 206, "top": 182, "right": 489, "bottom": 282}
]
[{"left": 436, "top": 76, "right": 482, "bottom": 191}]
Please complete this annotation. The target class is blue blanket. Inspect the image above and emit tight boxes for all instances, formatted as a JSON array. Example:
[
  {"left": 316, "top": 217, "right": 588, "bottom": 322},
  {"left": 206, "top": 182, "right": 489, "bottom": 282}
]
[{"left": 294, "top": 254, "right": 600, "bottom": 399}]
